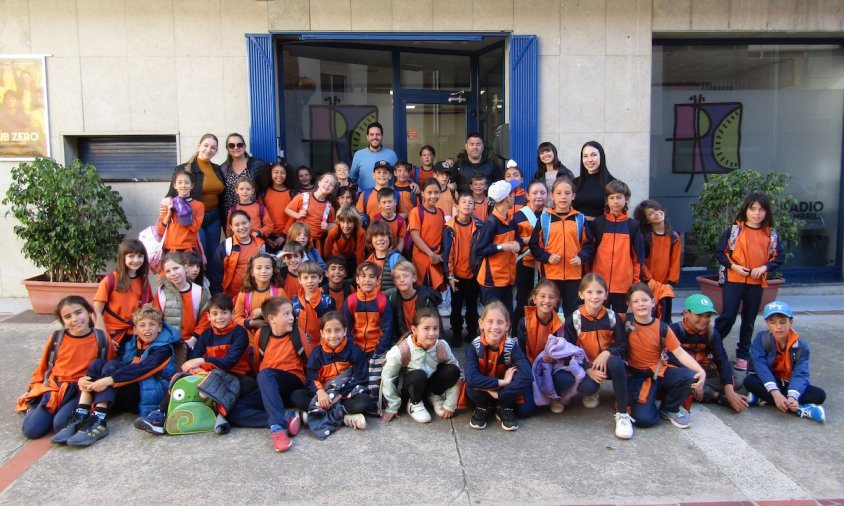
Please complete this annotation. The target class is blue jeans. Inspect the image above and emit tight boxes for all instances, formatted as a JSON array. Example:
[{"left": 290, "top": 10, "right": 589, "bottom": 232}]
[
  {"left": 21, "top": 386, "right": 80, "bottom": 439},
  {"left": 256, "top": 369, "right": 309, "bottom": 428},
  {"left": 198, "top": 210, "right": 222, "bottom": 269}
]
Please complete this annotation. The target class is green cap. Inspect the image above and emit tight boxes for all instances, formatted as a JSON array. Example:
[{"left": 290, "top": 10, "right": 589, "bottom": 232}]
[{"left": 684, "top": 294, "right": 717, "bottom": 315}]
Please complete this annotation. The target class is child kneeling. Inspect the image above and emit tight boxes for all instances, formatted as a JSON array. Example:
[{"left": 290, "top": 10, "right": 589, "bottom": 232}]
[
  {"left": 381, "top": 308, "right": 461, "bottom": 424},
  {"left": 52, "top": 305, "right": 180, "bottom": 447}
]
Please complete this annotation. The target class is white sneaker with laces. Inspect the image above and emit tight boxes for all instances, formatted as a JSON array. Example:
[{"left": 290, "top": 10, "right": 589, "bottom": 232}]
[
  {"left": 549, "top": 398, "right": 565, "bottom": 414},
  {"left": 428, "top": 394, "right": 447, "bottom": 418},
  {"left": 614, "top": 412, "right": 634, "bottom": 439},
  {"left": 582, "top": 393, "right": 600, "bottom": 408},
  {"left": 407, "top": 401, "right": 432, "bottom": 423},
  {"left": 343, "top": 413, "right": 367, "bottom": 429}
]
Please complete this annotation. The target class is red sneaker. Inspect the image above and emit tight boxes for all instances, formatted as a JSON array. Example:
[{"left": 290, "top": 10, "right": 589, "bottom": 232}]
[
  {"left": 271, "top": 429, "right": 291, "bottom": 452},
  {"left": 284, "top": 410, "right": 301, "bottom": 437}
]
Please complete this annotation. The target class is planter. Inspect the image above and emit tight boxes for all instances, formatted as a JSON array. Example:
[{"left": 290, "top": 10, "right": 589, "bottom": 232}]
[
  {"left": 695, "top": 275, "right": 785, "bottom": 314},
  {"left": 22, "top": 274, "right": 100, "bottom": 315}
]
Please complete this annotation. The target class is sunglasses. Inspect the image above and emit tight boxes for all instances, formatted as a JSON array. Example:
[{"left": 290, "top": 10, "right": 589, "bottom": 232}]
[{"left": 227, "top": 142, "right": 245, "bottom": 149}]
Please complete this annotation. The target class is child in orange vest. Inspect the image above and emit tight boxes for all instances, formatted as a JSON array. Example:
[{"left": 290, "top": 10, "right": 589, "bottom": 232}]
[
  {"left": 210, "top": 210, "right": 266, "bottom": 298},
  {"left": 93, "top": 239, "right": 153, "bottom": 346},
  {"left": 262, "top": 162, "right": 296, "bottom": 251},
  {"left": 443, "top": 192, "right": 481, "bottom": 346},
  {"left": 157, "top": 168, "right": 204, "bottom": 254},
  {"left": 513, "top": 180, "right": 547, "bottom": 334},
  {"left": 634, "top": 199, "right": 681, "bottom": 324},
  {"left": 322, "top": 205, "right": 366, "bottom": 275},
  {"left": 365, "top": 218, "right": 407, "bottom": 293},
  {"left": 291, "top": 260, "right": 336, "bottom": 352},
  {"left": 233, "top": 252, "right": 285, "bottom": 371},
  {"left": 227, "top": 176, "right": 274, "bottom": 239},
  {"left": 408, "top": 179, "right": 446, "bottom": 292},
  {"left": 285, "top": 172, "right": 337, "bottom": 245}
]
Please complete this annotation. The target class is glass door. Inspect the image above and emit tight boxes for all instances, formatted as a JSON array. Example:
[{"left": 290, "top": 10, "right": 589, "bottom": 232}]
[{"left": 403, "top": 100, "right": 468, "bottom": 164}]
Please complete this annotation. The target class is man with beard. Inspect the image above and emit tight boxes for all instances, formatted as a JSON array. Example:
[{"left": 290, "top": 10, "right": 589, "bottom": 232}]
[
  {"left": 350, "top": 122, "right": 398, "bottom": 191},
  {"left": 454, "top": 133, "right": 502, "bottom": 194}
]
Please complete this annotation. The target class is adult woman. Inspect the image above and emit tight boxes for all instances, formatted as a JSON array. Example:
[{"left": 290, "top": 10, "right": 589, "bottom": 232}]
[
  {"left": 534, "top": 142, "right": 574, "bottom": 190},
  {"left": 572, "top": 141, "right": 616, "bottom": 220},
  {"left": 219, "top": 132, "right": 269, "bottom": 213},
  {"left": 166, "top": 133, "right": 225, "bottom": 263}
]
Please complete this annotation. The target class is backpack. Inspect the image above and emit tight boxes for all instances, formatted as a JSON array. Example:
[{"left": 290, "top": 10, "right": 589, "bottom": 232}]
[
  {"left": 468, "top": 219, "right": 487, "bottom": 274},
  {"left": 43, "top": 329, "right": 109, "bottom": 384},
  {"left": 592, "top": 216, "right": 639, "bottom": 252},
  {"left": 257, "top": 324, "right": 307, "bottom": 364},
  {"left": 346, "top": 291, "right": 388, "bottom": 315},
  {"left": 397, "top": 338, "right": 449, "bottom": 368},
  {"left": 759, "top": 332, "right": 803, "bottom": 364},
  {"left": 642, "top": 229, "right": 680, "bottom": 263},
  {"left": 165, "top": 374, "right": 217, "bottom": 435},
  {"left": 362, "top": 187, "right": 401, "bottom": 214},
  {"left": 231, "top": 201, "right": 266, "bottom": 224},
  {"left": 571, "top": 308, "right": 617, "bottom": 336},
  {"left": 623, "top": 313, "right": 669, "bottom": 379},
  {"left": 244, "top": 285, "right": 280, "bottom": 315},
  {"left": 719, "top": 224, "right": 779, "bottom": 284},
  {"left": 536, "top": 209, "right": 585, "bottom": 259},
  {"left": 102, "top": 272, "right": 151, "bottom": 326}
]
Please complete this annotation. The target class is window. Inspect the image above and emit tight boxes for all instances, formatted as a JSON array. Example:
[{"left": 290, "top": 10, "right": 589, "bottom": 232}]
[{"left": 67, "top": 135, "right": 178, "bottom": 182}]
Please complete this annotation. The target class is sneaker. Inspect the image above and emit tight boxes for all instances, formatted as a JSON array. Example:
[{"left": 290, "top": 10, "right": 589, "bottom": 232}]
[
  {"left": 438, "top": 302, "right": 451, "bottom": 317},
  {"left": 582, "top": 393, "right": 600, "bottom": 408},
  {"left": 659, "top": 407, "right": 690, "bottom": 429},
  {"left": 133, "top": 409, "right": 166, "bottom": 435},
  {"left": 496, "top": 405, "right": 519, "bottom": 431},
  {"left": 746, "top": 392, "right": 760, "bottom": 406},
  {"left": 797, "top": 404, "right": 825, "bottom": 423},
  {"left": 428, "top": 394, "right": 447, "bottom": 418},
  {"left": 52, "top": 410, "right": 90, "bottom": 444},
  {"left": 614, "top": 412, "right": 634, "bottom": 439},
  {"left": 734, "top": 358, "right": 748, "bottom": 371},
  {"left": 301, "top": 410, "right": 309, "bottom": 425},
  {"left": 469, "top": 407, "right": 489, "bottom": 429},
  {"left": 270, "top": 428, "right": 292, "bottom": 452},
  {"left": 66, "top": 414, "right": 110, "bottom": 447},
  {"left": 343, "top": 413, "right": 367, "bottom": 430},
  {"left": 284, "top": 410, "right": 301, "bottom": 437},
  {"left": 549, "top": 398, "right": 565, "bottom": 414},
  {"left": 407, "top": 401, "right": 432, "bottom": 423}
]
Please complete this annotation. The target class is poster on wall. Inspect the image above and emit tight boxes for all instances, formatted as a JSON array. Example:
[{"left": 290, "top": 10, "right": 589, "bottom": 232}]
[{"left": 0, "top": 56, "right": 50, "bottom": 159}]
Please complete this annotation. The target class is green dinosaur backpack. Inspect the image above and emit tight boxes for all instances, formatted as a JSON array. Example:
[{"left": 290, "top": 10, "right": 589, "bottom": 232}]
[{"left": 165, "top": 374, "right": 217, "bottom": 435}]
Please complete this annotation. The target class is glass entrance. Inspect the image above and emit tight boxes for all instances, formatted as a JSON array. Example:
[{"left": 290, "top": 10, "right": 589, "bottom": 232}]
[{"left": 403, "top": 101, "right": 468, "bottom": 164}]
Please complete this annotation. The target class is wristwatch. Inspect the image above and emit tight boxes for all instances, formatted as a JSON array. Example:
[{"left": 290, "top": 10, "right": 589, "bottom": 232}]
[{"left": 497, "top": 244, "right": 503, "bottom": 252}]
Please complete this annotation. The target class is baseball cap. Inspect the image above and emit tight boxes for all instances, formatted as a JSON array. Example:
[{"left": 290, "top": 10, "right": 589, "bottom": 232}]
[
  {"left": 684, "top": 294, "right": 717, "bottom": 315},
  {"left": 488, "top": 179, "right": 520, "bottom": 203},
  {"left": 373, "top": 160, "right": 393, "bottom": 172},
  {"left": 506, "top": 159, "right": 518, "bottom": 169},
  {"left": 433, "top": 161, "right": 452, "bottom": 174},
  {"left": 763, "top": 301, "right": 793, "bottom": 320}
]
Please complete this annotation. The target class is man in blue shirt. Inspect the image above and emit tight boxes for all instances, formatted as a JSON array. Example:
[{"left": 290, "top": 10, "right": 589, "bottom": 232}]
[{"left": 350, "top": 122, "right": 398, "bottom": 190}]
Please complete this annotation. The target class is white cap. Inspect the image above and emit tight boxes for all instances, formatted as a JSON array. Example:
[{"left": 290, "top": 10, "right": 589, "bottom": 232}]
[
  {"left": 488, "top": 179, "right": 519, "bottom": 202},
  {"left": 506, "top": 159, "right": 518, "bottom": 169}
]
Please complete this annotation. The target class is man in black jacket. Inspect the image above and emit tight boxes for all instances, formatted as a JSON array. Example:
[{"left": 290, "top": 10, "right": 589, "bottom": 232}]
[{"left": 454, "top": 133, "right": 502, "bottom": 193}]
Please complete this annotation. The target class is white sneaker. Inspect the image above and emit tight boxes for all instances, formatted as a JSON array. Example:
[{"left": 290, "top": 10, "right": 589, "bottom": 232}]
[
  {"left": 549, "top": 398, "right": 565, "bottom": 414},
  {"left": 614, "top": 412, "right": 634, "bottom": 439},
  {"left": 428, "top": 394, "right": 447, "bottom": 418},
  {"left": 582, "top": 393, "right": 600, "bottom": 408},
  {"left": 438, "top": 301, "right": 451, "bottom": 317},
  {"left": 407, "top": 401, "right": 432, "bottom": 423},
  {"left": 343, "top": 413, "right": 367, "bottom": 430}
]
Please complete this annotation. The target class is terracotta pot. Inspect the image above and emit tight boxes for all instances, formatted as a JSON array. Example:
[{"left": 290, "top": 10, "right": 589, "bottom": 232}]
[
  {"left": 695, "top": 275, "right": 785, "bottom": 314},
  {"left": 22, "top": 274, "right": 100, "bottom": 315}
]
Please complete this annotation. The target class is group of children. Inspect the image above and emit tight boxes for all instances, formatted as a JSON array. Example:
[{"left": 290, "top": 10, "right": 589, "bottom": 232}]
[{"left": 17, "top": 147, "right": 827, "bottom": 452}]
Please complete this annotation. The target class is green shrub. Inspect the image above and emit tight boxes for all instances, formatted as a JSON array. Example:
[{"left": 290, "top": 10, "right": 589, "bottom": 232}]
[{"left": 3, "top": 157, "right": 130, "bottom": 282}]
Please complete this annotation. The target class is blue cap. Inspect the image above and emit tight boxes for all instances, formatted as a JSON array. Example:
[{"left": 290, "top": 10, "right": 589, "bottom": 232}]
[{"left": 763, "top": 300, "right": 793, "bottom": 320}]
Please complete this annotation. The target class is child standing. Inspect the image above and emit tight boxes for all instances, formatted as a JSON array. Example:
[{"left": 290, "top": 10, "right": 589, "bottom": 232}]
[
  {"left": 364, "top": 220, "right": 406, "bottom": 292},
  {"left": 93, "top": 239, "right": 153, "bottom": 346},
  {"left": 744, "top": 301, "right": 826, "bottom": 422},
  {"left": 590, "top": 180, "right": 644, "bottom": 313},
  {"left": 255, "top": 296, "right": 311, "bottom": 452},
  {"left": 565, "top": 273, "right": 632, "bottom": 439},
  {"left": 625, "top": 283, "right": 705, "bottom": 429},
  {"left": 277, "top": 241, "right": 305, "bottom": 296},
  {"left": 470, "top": 174, "right": 491, "bottom": 222},
  {"left": 714, "top": 192, "right": 784, "bottom": 371},
  {"left": 443, "top": 193, "right": 481, "bottom": 346},
  {"left": 381, "top": 308, "right": 461, "bottom": 423},
  {"left": 304, "top": 312, "right": 370, "bottom": 437},
  {"left": 323, "top": 205, "right": 366, "bottom": 275},
  {"left": 323, "top": 255, "right": 354, "bottom": 310},
  {"left": 465, "top": 301, "right": 534, "bottom": 431},
  {"left": 285, "top": 172, "right": 337, "bottom": 246},
  {"left": 393, "top": 160, "right": 417, "bottom": 218},
  {"left": 157, "top": 168, "right": 204, "bottom": 254},
  {"left": 296, "top": 165, "right": 315, "bottom": 192},
  {"left": 287, "top": 222, "right": 326, "bottom": 271},
  {"left": 385, "top": 260, "right": 442, "bottom": 337},
  {"left": 52, "top": 305, "right": 180, "bottom": 447},
  {"left": 334, "top": 186, "right": 356, "bottom": 211},
  {"left": 227, "top": 177, "right": 274, "bottom": 239},
  {"left": 512, "top": 180, "right": 548, "bottom": 331},
  {"left": 408, "top": 179, "right": 447, "bottom": 293},
  {"left": 333, "top": 161, "right": 358, "bottom": 198},
  {"left": 634, "top": 199, "right": 681, "bottom": 323},
  {"left": 432, "top": 161, "right": 457, "bottom": 221},
  {"left": 262, "top": 162, "right": 296, "bottom": 251},
  {"left": 291, "top": 260, "right": 336, "bottom": 352},
  {"left": 415, "top": 145, "right": 437, "bottom": 186},
  {"left": 371, "top": 188, "right": 408, "bottom": 255},
  {"left": 474, "top": 180, "right": 522, "bottom": 315},
  {"left": 504, "top": 161, "right": 526, "bottom": 219},
  {"left": 356, "top": 160, "right": 394, "bottom": 222},
  {"left": 211, "top": 210, "right": 266, "bottom": 298},
  {"left": 342, "top": 262, "right": 395, "bottom": 357},
  {"left": 529, "top": 177, "right": 591, "bottom": 316},
  {"left": 18, "top": 297, "right": 111, "bottom": 439}
]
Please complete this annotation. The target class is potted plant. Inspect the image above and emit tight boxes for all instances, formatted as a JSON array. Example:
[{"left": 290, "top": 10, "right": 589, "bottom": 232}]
[
  {"left": 3, "top": 157, "right": 130, "bottom": 313},
  {"left": 690, "top": 168, "right": 802, "bottom": 313}
]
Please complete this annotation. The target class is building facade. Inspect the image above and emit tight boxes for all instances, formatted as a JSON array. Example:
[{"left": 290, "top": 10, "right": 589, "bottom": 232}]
[{"left": 0, "top": 0, "right": 842, "bottom": 296}]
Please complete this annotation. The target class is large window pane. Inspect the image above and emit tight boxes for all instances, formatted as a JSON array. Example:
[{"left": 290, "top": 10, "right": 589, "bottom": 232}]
[
  {"left": 651, "top": 44, "right": 844, "bottom": 268},
  {"left": 282, "top": 44, "right": 393, "bottom": 172},
  {"left": 400, "top": 52, "right": 470, "bottom": 91}
]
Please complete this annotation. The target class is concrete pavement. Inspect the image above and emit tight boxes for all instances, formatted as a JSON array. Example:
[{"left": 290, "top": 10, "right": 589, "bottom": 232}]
[{"left": 0, "top": 293, "right": 841, "bottom": 505}]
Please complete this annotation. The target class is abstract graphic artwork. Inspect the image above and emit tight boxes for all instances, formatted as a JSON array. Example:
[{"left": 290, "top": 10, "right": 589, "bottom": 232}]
[{"left": 309, "top": 105, "right": 378, "bottom": 164}]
